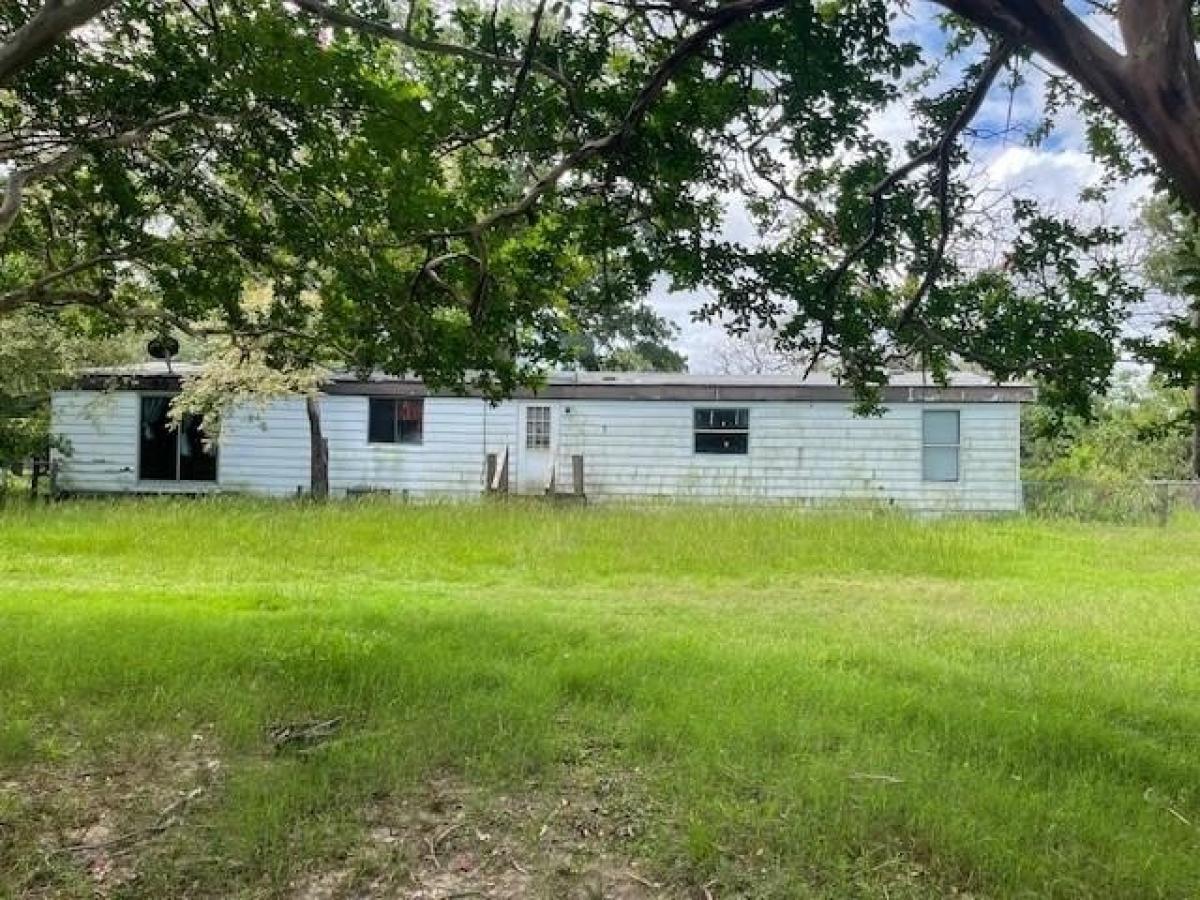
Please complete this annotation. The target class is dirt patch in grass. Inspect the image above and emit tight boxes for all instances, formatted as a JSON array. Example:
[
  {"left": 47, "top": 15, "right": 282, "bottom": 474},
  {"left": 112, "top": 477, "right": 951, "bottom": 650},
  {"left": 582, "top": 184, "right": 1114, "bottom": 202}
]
[
  {"left": 0, "top": 725, "right": 223, "bottom": 898},
  {"left": 5, "top": 724, "right": 671, "bottom": 900},
  {"left": 289, "top": 768, "right": 670, "bottom": 900}
]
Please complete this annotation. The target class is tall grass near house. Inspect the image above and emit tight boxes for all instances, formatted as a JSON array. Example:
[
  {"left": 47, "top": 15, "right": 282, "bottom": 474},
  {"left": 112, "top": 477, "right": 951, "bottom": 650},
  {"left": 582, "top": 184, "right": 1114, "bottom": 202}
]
[{"left": 1, "top": 499, "right": 1199, "bottom": 897}]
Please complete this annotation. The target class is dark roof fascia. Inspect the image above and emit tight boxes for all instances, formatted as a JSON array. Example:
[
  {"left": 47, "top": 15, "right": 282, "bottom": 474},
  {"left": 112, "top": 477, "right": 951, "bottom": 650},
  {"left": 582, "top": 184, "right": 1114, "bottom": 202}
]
[
  {"left": 76, "top": 373, "right": 1035, "bottom": 403},
  {"left": 77, "top": 373, "right": 185, "bottom": 392},
  {"left": 327, "top": 382, "right": 1035, "bottom": 403}
]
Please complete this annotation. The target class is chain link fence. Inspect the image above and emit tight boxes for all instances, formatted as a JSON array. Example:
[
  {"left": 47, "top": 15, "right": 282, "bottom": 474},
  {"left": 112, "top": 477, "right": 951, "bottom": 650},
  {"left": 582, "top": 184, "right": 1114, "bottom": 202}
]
[{"left": 1023, "top": 479, "right": 1200, "bottom": 524}]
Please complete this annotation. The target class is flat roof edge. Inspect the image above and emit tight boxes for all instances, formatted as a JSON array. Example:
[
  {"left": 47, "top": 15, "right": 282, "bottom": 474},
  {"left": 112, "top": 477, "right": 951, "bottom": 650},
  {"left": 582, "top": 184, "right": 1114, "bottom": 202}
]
[{"left": 72, "top": 373, "right": 1036, "bottom": 403}]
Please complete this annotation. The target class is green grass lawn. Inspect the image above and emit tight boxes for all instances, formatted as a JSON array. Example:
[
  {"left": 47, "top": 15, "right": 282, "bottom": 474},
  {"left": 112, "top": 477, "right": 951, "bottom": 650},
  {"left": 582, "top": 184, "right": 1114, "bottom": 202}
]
[{"left": 1, "top": 500, "right": 1199, "bottom": 898}]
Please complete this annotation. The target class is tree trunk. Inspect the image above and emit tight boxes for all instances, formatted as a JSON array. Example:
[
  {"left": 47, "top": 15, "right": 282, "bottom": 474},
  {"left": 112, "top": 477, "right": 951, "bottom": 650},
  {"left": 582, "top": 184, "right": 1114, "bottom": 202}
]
[
  {"left": 305, "top": 395, "right": 329, "bottom": 501},
  {"left": 1115, "top": 86, "right": 1200, "bottom": 216},
  {"left": 939, "top": 0, "right": 1200, "bottom": 214},
  {"left": 0, "top": 0, "right": 120, "bottom": 86},
  {"left": 1190, "top": 379, "right": 1200, "bottom": 480}
]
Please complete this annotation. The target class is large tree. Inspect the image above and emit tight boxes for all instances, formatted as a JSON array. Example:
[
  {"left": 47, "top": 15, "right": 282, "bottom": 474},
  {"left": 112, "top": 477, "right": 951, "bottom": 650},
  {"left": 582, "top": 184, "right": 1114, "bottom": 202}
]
[{"left": 1, "top": 0, "right": 1193, "bottom": 415}]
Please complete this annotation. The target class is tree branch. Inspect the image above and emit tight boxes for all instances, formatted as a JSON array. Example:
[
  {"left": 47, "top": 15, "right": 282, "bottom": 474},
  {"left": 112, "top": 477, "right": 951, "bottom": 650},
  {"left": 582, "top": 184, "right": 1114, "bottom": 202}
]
[
  {"left": 822, "top": 40, "right": 1015, "bottom": 314},
  {"left": 397, "top": 0, "right": 786, "bottom": 321},
  {"left": 437, "top": 0, "right": 787, "bottom": 243},
  {"left": 897, "top": 41, "right": 1017, "bottom": 327},
  {"left": 936, "top": 0, "right": 1127, "bottom": 104},
  {"left": 0, "top": 281, "right": 197, "bottom": 336},
  {"left": 416, "top": 250, "right": 483, "bottom": 313},
  {"left": 286, "top": 0, "right": 583, "bottom": 118},
  {"left": 0, "top": 250, "right": 130, "bottom": 314},
  {"left": 0, "top": 0, "right": 120, "bottom": 85},
  {"left": 0, "top": 109, "right": 218, "bottom": 237},
  {"left": 501, "top": 0, "right": 548, "bottom": 131},
  {"left": 939, "top": 0, "right": 1200, "bottom": 209}
]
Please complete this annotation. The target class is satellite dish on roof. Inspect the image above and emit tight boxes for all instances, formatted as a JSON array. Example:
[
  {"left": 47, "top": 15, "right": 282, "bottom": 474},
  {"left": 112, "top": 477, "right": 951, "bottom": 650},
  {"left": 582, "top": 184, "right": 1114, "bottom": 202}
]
[
  {"left": 147, "top": 336, "right": 180, "bottom": 360},
  {"left": 147, "top": 336, "right": 180, "bottom": 373}
]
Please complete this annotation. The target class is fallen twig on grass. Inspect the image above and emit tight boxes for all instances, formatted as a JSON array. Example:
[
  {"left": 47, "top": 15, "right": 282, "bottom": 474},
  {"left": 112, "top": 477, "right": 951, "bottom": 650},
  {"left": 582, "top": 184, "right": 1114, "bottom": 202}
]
[
  {"left": 848, "top": 772, "right": 904, "bottom": 784},
  {"left": 435, "top": 821, "right": 465, "bottom": 845},
  {"left": 424, "top": 819, "right": 465, "bottom": 869},
  {"left": 423, "top": 834, "right": 441, "bottom": 870},
  {"left": 1167, "top": 806, "right": 1193, "bottom": 827},
  {"left": 624, "top": 871, "right": 662, "bottom": 889},
  {"left": 266, "top": 717, "right": 343, "bottom": 752}
]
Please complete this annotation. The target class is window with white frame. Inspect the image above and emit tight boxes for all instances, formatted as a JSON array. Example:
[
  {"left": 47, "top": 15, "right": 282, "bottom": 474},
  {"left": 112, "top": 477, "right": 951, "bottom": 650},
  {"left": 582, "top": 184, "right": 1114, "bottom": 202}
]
[
  {"left": 526, "top": 405, "right": 551, "bottom": 449},
  {"left": 922, "top": 409, "right": 960, "bottom": 482},
  {"left": 694, "top": 407, "right": 749, "bottom": 454}
]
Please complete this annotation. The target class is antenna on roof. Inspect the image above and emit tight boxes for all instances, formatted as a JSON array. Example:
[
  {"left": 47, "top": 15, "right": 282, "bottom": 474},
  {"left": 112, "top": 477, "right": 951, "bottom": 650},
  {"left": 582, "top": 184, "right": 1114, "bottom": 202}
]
[{"left": 146, "top": 335, "right": 180, "bottom": 373}]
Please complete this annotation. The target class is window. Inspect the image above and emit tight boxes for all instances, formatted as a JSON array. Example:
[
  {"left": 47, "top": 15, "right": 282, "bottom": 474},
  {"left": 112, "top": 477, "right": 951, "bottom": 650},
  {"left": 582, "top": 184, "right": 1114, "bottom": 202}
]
[
  {"left": 368, "top": 398, "right": 423, "bottom": 444},
  {"left": 138, "top": 395, "right": 217, "bottom": 482},
  {"left": 694, "top": 407, "right": 749, "bottom": 454},
  {"left": 922, "top": 409, "right": 960, "bottom": 482},
  {"left": 526, "top": 405, "right": 551, "bottom": 449}
]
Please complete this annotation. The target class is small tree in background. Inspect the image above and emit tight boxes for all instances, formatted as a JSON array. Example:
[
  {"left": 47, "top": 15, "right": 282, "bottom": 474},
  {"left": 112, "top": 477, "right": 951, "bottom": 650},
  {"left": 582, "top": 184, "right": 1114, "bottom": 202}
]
[
  {"left": 1024, "top": 373, "right": 1192, "bottom": 483},
  {"left": 713, "top": 327, "right": 806, "bottom": 376},
  {"left": 169, "top": 346, "right": 329, "bottom": 498},
  {"left": 1131, "top": 198, "right": 1200, "bottom": 478}
]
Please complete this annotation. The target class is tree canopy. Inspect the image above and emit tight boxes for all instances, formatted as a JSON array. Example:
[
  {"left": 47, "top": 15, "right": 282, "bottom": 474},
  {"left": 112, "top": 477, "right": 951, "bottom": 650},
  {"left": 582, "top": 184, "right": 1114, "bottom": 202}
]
[{"left": 2, "top": 0, "right": 1197, "bottom": 409}]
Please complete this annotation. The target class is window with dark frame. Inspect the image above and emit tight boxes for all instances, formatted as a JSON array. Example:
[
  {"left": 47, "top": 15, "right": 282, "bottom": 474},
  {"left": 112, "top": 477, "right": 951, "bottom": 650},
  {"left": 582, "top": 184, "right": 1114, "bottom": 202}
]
[
  {"left": 138, "top": 395, "right": 217, "bottom": 482},
  {"left": 922, "top": 409, "right": 960, "bottom": 482},
  {"left": 694, "top": 407, "right": 749, "bottom": 454},
  {"left": 368, "top": 398, "right": 424, "bottom": 444},
  {"left": 525, "top": 405, "right": 551, "bottom": 449}
]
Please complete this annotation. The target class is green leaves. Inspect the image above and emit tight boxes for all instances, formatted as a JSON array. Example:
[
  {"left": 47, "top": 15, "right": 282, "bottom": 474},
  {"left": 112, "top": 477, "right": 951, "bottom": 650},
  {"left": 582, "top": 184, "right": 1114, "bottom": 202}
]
[{"left": 0, "top": 0, "right": 1154, "bottom": 417}]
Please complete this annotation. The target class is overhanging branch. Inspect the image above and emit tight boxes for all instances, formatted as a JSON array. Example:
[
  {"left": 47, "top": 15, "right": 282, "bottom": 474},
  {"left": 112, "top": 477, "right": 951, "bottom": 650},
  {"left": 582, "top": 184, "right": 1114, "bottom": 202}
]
[
  {"left": 0, "top": 109, "right": 224, "bottom": 238},
  {"left": 936, "top": 0, "right": 1200, "bottom": 209},
  {"left": 822, "top": 40, "right": 1015, "bottom": 321},
  {"left": 287, "top": 0, "right": 583, "bottom": 118},
  {"left": 444, "top": 0, "right": 787, "bottom": 242},
  {"left": 501, "top": 0, "right": 548, "bottom": 131},
  {"left": 395, "top": 0, "right": 786, "bottom": 313},
  {"left": 0, "top": 0, "right": 120, "bottom": 85}
]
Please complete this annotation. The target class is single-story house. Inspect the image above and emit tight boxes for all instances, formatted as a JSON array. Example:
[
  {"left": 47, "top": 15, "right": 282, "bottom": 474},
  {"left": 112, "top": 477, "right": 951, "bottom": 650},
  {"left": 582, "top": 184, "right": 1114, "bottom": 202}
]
[{"left": 51, "top": 363, "right": 1034, "bottom": 512}]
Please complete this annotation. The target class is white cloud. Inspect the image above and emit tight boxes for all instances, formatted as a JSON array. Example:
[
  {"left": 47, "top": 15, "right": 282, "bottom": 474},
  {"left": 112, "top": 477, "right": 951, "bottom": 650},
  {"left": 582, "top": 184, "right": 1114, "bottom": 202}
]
[
  {"left": 985, "top": 145, "right": 1097, "bottom": 197},
  {"left": 980, "top": 145, "right": 1151, "bottom": 231}
]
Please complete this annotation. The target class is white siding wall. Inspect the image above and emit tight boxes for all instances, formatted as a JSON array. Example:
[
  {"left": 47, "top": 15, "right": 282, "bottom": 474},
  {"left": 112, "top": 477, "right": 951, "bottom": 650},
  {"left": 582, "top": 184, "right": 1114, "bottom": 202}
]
[
  {"left": 52, "top": 392, "right": 309, "bottom": 496},
  {"left": 218, "top": 399, "right": 310, "bottom": 496},
  {"left": 51, "top": 390, "right": 1022, "bottom": 511},
  {"left": 324, "top": 396, "right": 517, "bottom": 497},
  {"left": 552, "top": 400, "right": 1022, "bottom": 512}
]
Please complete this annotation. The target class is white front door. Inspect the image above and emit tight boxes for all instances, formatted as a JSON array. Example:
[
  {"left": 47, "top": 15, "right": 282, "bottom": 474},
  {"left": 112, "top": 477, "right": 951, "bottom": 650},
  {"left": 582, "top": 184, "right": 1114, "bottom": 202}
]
[{"left": 516, "top": 403, "right": 554, "bottom": 494}]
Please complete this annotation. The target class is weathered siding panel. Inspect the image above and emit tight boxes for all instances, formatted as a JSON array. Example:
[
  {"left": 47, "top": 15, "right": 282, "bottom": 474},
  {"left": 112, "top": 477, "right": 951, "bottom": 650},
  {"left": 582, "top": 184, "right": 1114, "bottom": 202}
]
[
  {"left": 324, "top": 397, "right": 517, "bottom": 497},
  {"left": 553, "top": 400, "right": 1021, "bottom": 512},
  {"left": 218, "top": 399, "right": 311, "bottom": 496},
  {"left": 52, "top": 392, "right": 311, "bottom": 496},
  {"left": 51, "top": 391, "right": 140, "bottom": 492}
]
